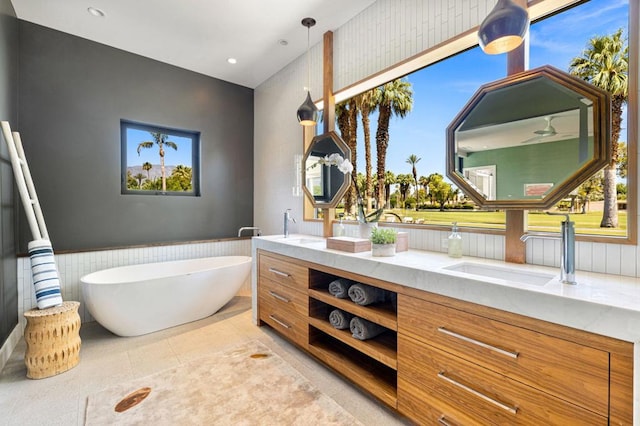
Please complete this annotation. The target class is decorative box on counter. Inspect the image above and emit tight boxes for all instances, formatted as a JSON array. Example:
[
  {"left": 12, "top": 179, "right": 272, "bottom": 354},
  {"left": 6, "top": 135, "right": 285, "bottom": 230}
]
[
  {"left": 396, "top": 232, "right": 408, "bottom": 252},
  {"left": 326, "top": 236, "right": 372, "bottom": 253}
]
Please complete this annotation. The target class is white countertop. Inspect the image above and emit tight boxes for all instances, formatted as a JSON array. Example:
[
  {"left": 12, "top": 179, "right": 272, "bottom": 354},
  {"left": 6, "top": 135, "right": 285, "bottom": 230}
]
[{"left": 253, "top": 234, "right": 640, "bottom": 343}]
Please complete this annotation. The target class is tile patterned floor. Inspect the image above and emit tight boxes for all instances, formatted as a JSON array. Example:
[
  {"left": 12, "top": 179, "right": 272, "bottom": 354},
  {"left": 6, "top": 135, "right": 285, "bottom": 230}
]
[{"left": 0, "top": 296, "right": 407, "bottom": 425}]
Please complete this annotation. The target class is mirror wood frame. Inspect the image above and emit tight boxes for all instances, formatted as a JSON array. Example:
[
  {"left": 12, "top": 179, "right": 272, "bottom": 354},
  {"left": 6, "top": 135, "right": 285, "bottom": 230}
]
[
  {"left": 302, "top": 130, "right": 352, "bottom": 209},
  {"left": 446, "top": 65, "right": 612, "bottom": 210}
]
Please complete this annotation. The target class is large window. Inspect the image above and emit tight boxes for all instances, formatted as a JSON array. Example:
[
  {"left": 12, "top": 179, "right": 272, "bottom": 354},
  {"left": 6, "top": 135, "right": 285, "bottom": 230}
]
[
  {"left": 321, "top": 0, "right": 633, "bottom": 240},
  {"left": 121, "top": 120, "right": 201, "bottom": 196}
]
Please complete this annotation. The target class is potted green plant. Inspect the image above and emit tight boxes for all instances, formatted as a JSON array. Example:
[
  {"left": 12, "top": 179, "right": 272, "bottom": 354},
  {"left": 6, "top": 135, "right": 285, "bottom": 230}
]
[{"left": 370, "top": 227, "right": 397, "bottom": 257}]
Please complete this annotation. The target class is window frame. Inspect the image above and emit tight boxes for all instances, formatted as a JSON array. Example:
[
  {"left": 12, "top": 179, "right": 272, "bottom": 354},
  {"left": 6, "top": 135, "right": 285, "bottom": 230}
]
[
  {"left": 304, "top": 0, "right": 637, "bottom": 245},
  {"left": 121, "top": 119, "right": 201, "bottom": 197}
]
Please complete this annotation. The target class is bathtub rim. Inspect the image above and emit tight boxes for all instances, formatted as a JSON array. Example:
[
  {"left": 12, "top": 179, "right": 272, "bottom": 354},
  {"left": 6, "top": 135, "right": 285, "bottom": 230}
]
[{"left": 80, "top": 255, "right": 252, "bottom": 285}]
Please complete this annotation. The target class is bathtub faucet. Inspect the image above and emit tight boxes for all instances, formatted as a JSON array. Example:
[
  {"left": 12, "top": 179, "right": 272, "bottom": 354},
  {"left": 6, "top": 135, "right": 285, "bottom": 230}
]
[
  {"left": 284, "top": 209, "right": 296, "bottom": 238},
  {"left": 238, "top": 227, "right": 261, "bottom": 237},
  {"left": 520, "top": 212, "right": 576, "bottom": 285}
]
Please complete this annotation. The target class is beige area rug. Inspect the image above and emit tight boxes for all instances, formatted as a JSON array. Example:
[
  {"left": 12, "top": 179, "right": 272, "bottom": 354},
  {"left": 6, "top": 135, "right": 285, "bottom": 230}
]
[{"left": 85, "top": 341, "right": 363, "bottom": 425}]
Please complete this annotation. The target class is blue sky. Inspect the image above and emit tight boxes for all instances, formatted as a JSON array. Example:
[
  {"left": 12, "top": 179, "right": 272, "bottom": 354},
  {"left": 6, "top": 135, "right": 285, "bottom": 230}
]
[
  {"left": 126, "top": 128, "right": 193, "bottom": 168},
  {"left": 353, "top": 0, "right": 629, "bottom": 182}
]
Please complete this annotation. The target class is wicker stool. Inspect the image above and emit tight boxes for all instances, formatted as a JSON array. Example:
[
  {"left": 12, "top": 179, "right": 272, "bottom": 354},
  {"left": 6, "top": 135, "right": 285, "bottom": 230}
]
[{"left": 23, "top": 301, "right": 81, "bottom": 379}]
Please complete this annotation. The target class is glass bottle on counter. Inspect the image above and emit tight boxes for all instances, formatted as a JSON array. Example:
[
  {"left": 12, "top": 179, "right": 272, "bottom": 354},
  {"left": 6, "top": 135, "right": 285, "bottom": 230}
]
[{"left": 448, "top": 222, "right": 463, "bottom": 258}]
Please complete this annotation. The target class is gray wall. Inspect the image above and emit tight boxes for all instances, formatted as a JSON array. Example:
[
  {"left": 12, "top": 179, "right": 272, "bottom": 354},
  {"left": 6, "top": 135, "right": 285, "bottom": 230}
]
[
  {"left": 18, "top": 22, "right": 254, "bottom": 252},
  {"left": 0, "top": 0, "right": 18, "bottom": 346}
]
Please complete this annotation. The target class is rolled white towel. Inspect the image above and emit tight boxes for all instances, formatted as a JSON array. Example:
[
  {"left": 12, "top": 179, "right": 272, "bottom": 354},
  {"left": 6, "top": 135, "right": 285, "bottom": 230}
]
[
  {"left": 328, "top": 278, "right": 355, "bottom": 299},
  {"left": 348, "top": 283, "right": 385, "bottom": 306},
  {"left": 329, "top": 309, "right": 353, "bottom": 330},
  {"left": 28, "top": 239, "right": 63, "bottom": 309},
  {"left": 350, "top": 317, "right": 386, "bottom": 340}
]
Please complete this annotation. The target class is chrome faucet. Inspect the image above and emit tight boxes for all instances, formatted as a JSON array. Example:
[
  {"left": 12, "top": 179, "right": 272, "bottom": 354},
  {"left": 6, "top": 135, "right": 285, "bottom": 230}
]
[
  {"left": 284, "top": 209, "right": 296, "bottom": 238},
  {"left": 520, "top": 212, "right": 576, "bottom": 285},
  {"left": 238, "top": 227, "right": 261, "bottom": 237}
]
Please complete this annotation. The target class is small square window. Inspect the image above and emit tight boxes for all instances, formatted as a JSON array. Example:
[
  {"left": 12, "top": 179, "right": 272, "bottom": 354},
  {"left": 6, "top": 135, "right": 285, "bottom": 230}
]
[{"left": 121, "top": 120, "right": 201, "bottom": 196}]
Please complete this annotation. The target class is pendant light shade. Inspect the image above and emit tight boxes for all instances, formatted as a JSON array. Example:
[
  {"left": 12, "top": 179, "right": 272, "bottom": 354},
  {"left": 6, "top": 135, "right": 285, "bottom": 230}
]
[
  {"left": 478, "top": 0, "right": 529, "bottom": 55},
  {"left": 297, "top": 17, "right": 319, "bottom": 126},
  {"left": 297, "top": 92, "right": 318, "bottom": 126}
]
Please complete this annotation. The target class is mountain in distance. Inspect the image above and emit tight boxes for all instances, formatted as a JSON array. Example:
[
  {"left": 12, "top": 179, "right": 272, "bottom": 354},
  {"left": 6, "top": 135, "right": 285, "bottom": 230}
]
[{"left": 127, "top": 164, "right": 176, "bottom": 181}]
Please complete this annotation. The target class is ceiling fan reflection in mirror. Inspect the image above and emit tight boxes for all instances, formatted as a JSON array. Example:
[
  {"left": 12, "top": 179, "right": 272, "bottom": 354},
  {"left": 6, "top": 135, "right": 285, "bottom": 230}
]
[{"left": 521, "top": 116, "right": 557, "bottom": 143}]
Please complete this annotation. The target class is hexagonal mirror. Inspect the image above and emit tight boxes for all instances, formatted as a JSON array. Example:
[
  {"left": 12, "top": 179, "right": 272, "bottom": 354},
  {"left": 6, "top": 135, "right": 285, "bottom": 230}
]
[
  {"left": 446, "top": 65, "right": 611, "bottom": 210},
  {"left": 302, "top": 131, "right": 352, "bottom": 209}
]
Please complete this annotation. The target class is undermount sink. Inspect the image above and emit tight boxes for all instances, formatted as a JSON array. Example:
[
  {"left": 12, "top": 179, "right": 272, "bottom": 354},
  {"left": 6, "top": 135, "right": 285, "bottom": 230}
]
[{"left": 444, "top": 262, "right": 556, "bottom": 286}]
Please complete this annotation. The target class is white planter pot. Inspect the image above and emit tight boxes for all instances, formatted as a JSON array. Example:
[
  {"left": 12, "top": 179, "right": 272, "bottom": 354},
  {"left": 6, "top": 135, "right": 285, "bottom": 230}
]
[{"left": 372, "top": 243, "right": 396, "bottom": 257}]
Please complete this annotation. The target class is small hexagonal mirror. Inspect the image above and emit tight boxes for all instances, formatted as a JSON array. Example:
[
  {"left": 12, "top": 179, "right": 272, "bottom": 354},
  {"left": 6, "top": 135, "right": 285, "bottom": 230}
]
[
  {"left": 446, "top": 65, "right": 611, "bottom": 209},
  {"left": 302, "top": 131, "right": 352, "bottom": 209}
]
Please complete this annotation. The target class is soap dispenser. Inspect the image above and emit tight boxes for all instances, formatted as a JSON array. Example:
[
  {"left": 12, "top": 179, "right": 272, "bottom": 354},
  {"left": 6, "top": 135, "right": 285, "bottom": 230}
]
[{"left": 448, "top": 222, "right": 463, "bottom": 258}]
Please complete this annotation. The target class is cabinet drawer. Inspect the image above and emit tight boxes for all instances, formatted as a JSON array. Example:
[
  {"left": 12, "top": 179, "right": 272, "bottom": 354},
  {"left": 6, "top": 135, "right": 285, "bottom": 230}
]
[
  {"left": 259, "top": 293, "right": 308, "bottom": 347},
  {"left": 259, "top": 277, "right": 308, "bottom": 317},
  {"left": 259, "top": 253, "right": 308, "bottom": 291},
  {"left": 397, "top": 295, "right": 609, "bottom": 415},
  {"left": 398, "top": 335, "right": 607, "bottom": 425}
]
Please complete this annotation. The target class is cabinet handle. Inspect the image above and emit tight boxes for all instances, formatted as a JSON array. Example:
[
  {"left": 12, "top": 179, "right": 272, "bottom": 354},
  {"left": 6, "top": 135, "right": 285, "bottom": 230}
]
[
  {"left": 437, "top": 327, "right": 519, "bottom": 359},
  {"left": 268, "top": 315, "right": 291, "bottom": 329},
  {"left": 268, "top": 291, "right": 291, "bottom": 303},
  {"left": 437, "top": 372, "right": 518, "bottom": 415},
  {"left": 268, "top": 267, "right": 291, "bottom": 278}
]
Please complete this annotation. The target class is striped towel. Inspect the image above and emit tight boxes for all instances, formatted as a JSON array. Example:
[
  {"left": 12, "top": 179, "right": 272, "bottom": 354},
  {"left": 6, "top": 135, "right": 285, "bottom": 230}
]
[{"left": 28, "top": 239, "right": 63, "bottom": 309}]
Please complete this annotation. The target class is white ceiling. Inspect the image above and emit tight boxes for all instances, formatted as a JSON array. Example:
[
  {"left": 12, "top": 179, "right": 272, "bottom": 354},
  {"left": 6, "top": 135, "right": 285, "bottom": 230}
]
[{"left": 10, "top": 0, "right": 376, "bottom": 89}]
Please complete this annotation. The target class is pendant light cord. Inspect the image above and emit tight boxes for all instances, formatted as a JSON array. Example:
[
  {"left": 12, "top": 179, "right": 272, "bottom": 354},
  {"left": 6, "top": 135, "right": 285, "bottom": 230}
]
[{"left": 306, "top": 25, "right": 311, "bottom": 93}]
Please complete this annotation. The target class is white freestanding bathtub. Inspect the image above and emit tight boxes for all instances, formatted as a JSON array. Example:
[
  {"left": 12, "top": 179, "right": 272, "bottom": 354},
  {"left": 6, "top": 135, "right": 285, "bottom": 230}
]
[{"left": 81, "top": 256, "right": 252, "bottom": 336}]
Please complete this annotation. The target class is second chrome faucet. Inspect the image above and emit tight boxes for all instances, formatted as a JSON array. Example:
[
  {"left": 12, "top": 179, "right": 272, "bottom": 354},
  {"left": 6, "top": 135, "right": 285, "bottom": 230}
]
[
  {"left": 521, "top": 212, "right": 576, "bottom": 285},
  {"left": 284, "top": 209, "right": 296, "bottom": 238}
]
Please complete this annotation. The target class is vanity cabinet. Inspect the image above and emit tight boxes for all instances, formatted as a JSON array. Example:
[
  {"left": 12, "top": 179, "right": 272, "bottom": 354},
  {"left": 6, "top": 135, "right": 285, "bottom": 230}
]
[
  {"left": 257, "top": 253, "right": 309, "bottom": 348},
  {"left": 398, "top": 290, "right": 633, "bottom": 425},
  {"left": 256, "top": 250, "right": 634, "bottom": 424},
  {"left": 258, "top": 250, "right": 400, "bottom": 407},
  {"left": 307, "top": 268, "right": 398, "bottom": 407}
]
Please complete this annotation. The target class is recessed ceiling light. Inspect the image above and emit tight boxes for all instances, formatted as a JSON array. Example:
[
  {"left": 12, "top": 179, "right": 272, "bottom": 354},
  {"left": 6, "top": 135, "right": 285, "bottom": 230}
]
[
  {"left": 227, "top": 58, "right": 237, "bottom": 65},
  {"left": 87, "top": 7, "right": 106, "bottom": 18},
  {"left": 278, "top": 39, "right": 289, "bottom": 46}
]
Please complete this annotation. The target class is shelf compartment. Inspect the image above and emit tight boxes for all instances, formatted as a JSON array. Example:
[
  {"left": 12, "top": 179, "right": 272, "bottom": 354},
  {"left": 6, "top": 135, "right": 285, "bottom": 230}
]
[
  {"left": 308, "top": 327, "right": 397, "bottom": 408},
  {"left": 309, "top": 288, "right": 397, "bottom": 331},
  {"left": 308, "top": 315, "right": 397, "bottom": 370}
]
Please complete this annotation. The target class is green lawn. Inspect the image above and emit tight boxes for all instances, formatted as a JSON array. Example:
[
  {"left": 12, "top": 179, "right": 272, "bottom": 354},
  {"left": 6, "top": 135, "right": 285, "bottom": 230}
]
[{"left": 369, "top": 209, "right": 628, "bottom": 237}]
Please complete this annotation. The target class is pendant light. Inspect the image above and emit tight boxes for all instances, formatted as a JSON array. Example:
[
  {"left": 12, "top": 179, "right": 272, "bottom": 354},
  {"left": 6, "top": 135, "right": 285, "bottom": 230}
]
[
  {"left": 478, "top": 0, "right": 529, "bottom": 55},
  {"left": 297, "top": 17, "right": 319, "bottom": 126}
]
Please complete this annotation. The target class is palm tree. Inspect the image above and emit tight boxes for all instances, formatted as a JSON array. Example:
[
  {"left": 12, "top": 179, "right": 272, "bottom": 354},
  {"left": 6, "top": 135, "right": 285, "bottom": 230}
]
[
  {"left": 383, "top": 171, "right": 396, "bottom": 209},
  {"left": 418, "top": 175, "right": 429, "bottom": 207},
  {"left": 375, "top": 78, "right": 413, "bottom": 207},
  {"left": 133, "top": 173, "right": 146, "bottom": 189},
  {"left": 569, "top": 29, "right": 628, "bottom": 228},
  {"left": 355, "top": 88, "right": 380, "bottom": 209},
  {"left": 396, "top": 174, "right": 414, "bottom": 209},
  {"left": 137, "top": 132, "right": 178, "bottom": 192},
  {"left": 142, "top": 162, "right": 153, "bottom": 180},
  {"left": 169, "top": 165, "right": 193, "bottom": 191},
  {"left": 406, "top": 154, "right": 421, "bottom": 210},
  {"left": 335, "top": 99, "right": 358, "bottom": 213}
]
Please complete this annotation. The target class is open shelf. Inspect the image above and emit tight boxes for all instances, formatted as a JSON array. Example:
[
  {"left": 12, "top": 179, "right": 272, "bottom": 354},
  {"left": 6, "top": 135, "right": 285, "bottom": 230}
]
[
  {"left": 308, "top": 316, "right": 397, "bottom": 369},
  {"left": 309, "top": 288, "right": 397, "bottom": 331},
  {"left": 308, "top": 328, "right": 397, "bottom": 408}
]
